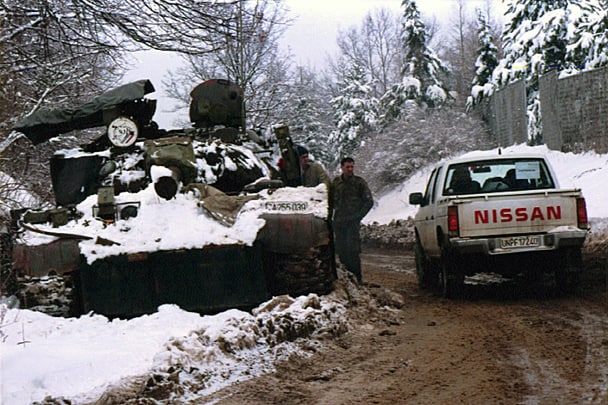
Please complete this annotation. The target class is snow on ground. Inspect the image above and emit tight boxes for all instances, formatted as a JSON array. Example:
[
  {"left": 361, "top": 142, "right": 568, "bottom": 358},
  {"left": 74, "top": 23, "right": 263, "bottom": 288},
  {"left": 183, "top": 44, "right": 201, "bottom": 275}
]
[
  {"left": 1, "top": 295, "right": 348, "bottom": 404},
  {"left": 2, "top": 143, "right": 608, "bottom": 404}
]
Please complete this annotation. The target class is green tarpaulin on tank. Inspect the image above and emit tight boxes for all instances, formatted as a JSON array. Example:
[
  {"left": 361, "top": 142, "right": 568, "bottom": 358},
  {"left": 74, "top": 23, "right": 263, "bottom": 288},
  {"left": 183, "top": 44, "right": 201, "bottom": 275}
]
[{"left": 13, "top": 80, "right": 155, "bottom": 145}]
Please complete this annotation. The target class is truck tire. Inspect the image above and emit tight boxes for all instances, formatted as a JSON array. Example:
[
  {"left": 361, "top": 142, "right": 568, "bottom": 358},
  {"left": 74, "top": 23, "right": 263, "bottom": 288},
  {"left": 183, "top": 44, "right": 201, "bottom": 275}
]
[
  {"left": 439, "top": 248, "right": 464, "bottom": 298},
  {"left": 555, "top": 248, "right": 582, "bottom": 294},
  {"left": 415, "top": 235, "right": 438, "bottom": 290}
]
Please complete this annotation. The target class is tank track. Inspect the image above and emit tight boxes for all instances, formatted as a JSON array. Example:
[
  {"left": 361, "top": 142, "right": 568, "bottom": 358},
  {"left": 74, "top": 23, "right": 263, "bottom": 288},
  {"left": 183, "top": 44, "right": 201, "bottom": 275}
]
[
  {"left": 16, "top": 273, "right": 76, "bottom": 317},
  {"left": 264, "top": 245, "right": 337, "bottom": 297}
]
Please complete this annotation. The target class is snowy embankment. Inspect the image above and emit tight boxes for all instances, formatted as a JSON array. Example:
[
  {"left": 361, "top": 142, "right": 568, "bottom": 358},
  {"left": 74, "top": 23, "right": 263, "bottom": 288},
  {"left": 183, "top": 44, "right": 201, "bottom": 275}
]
[{"left": 0, "top": 293, "right": 350, "bottom": 404}]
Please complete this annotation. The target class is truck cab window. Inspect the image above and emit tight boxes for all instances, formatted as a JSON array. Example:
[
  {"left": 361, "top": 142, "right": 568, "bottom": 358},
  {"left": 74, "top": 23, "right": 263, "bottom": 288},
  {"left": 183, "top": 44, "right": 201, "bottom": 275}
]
[
  {"left": 430, "top": 166, "right": 442, "bottom": 203},
  {"left": 422, "top": 168, "right": 438, "bottom": 206}
]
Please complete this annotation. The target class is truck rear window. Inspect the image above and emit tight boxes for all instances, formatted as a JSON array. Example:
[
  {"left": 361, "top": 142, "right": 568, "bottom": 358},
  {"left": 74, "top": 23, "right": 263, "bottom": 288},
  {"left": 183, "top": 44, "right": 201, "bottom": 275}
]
[{"left": 443, "top": 158, "right": 555, "bottom": 196}]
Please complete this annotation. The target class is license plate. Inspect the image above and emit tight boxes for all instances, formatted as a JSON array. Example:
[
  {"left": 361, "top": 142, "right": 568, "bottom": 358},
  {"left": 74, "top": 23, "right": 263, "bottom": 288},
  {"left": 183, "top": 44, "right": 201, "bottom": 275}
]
[
  {"left": 499, "top": 235, "right": 540, "bottom": 249},
  {"left": 264, "top": 201, "right": 308, "bottom": 212}
]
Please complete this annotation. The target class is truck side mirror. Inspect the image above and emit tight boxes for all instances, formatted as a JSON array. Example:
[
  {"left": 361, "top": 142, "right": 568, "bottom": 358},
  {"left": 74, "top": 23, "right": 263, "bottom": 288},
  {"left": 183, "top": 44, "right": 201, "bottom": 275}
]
[{"left": 409, "top": 192, "right": 424, "bottom": 205}]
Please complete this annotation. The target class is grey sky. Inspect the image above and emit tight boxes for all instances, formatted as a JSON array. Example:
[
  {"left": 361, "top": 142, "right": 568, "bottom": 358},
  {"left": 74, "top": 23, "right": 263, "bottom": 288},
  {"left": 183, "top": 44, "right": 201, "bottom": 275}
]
[{"left": 282, "top": 0, "right": 507, "bottom": 67}]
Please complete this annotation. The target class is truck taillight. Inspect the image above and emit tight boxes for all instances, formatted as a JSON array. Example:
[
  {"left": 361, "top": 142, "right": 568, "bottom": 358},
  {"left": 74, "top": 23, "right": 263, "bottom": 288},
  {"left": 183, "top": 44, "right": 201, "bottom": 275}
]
[
  {"left": 448, "top": 206, "right": 459, "bottom": 236},
  {"left": 576, "top": 197, "right": 589, "bottom": 229}
]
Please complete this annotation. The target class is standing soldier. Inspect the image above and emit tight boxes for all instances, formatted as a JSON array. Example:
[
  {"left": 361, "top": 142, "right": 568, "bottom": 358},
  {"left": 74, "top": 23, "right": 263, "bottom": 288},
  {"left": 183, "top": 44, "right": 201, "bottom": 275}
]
[{"left": 330, "top": 157, "right": 373, "bottom": 284}]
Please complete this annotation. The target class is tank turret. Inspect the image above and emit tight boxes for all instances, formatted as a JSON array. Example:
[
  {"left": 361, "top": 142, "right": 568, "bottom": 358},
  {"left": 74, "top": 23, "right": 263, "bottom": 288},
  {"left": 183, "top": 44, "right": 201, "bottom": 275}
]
[{"left": 13, "top": 78, "right": 273, "bottom": 203}]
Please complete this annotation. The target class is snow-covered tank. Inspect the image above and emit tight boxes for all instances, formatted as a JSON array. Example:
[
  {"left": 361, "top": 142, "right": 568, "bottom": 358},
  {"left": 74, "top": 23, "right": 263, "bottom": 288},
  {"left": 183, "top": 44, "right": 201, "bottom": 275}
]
[{"left": 9, "top": 79, "right": 336, "bottom": 318}]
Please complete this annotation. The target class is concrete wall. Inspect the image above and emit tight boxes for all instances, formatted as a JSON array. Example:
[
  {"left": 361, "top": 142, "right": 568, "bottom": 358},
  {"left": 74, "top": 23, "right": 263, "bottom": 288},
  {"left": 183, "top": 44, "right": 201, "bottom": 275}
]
[
  {"left": 478, "top": 80, "right": 527, "bottom": 147},
  {"left": 540, "top": 66, "right": 608, "bottom": 153},
  {"left": 481, "top": 65, "right": 608, "bottom": 153}
]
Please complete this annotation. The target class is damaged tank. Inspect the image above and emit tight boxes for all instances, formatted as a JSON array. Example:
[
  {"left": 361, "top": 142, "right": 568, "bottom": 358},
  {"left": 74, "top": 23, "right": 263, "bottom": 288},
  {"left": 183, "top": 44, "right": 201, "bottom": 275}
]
[{"left": 8, "top": 79, "right": 336, "bottom": 318}]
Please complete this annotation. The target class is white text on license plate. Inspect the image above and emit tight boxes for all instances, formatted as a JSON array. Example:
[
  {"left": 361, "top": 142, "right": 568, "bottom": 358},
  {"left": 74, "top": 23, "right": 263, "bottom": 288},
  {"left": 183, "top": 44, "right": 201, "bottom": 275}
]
[{"left": 499, "top": 235, "right": 540, "bottom": 248}]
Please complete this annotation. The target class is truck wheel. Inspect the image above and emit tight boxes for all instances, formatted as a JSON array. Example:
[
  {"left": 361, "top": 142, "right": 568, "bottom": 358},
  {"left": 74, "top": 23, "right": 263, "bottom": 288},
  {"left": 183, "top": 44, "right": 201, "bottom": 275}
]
[
  {"left": 439, "top": 250, "right": 464, "bottom": 298},
  {"left": 555, "top": 248, "right": 582, "bottom": 294},
  {"left": 415, "top": 236, "right": 438, "bottom": 290}
]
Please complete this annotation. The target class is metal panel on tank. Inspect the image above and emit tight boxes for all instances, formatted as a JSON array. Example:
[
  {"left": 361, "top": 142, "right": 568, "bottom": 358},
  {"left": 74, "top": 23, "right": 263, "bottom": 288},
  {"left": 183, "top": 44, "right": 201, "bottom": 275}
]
[{"left": 75, "top": 243, "right": 268, "bottom": 318}]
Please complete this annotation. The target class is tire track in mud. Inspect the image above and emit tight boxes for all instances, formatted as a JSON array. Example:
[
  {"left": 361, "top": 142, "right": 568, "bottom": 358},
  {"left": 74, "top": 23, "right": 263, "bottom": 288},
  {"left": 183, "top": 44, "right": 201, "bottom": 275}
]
[
  {"left": 580, "top": 309, "right": 608, "bottom": 404},
  {"left": 485, "top": 296, "right": 608, "bottom": 405},
  {"left": 361, "top": 251, "right": 415, "bottom": 276},
  {"left": 509, "top": 347, "right": 568, "bottom": 404},
  {"left": 364, "top": 249, "right": 608, "bottom": 404}
]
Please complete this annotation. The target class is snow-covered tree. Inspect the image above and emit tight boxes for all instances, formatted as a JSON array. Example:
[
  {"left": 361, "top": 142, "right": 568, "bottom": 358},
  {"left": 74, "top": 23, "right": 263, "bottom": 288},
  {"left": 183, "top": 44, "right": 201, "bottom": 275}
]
[
  {"left": 80, "top": 0, "right": 242, "bottom": 56},
  {"left": 356, "top": 108, "right": 494, "bottom": 195},
  {"left": 568, "top": 4, "right": 608, "bottom": 71},
  {"left": 381, "top": 0, "right": 451, "bottom": 121},
  {"left": 466, "top": 8, "right": 499, "bottom": 111},
  {"left": 0, "top": 0, "right": 127, "bottom": 135},
  {"left": 332, "top": 8, "right": 402, "bottom": 99},
  {"left": 494, "top": 0, "right": 604, "bottom": 143},
  {"left": 282, "top": 66, "right": 334, "bottom": 166},
  {"left": 329, "top": 60, "right": 379, "bottom": 162},
  {"left": 441, "top": 0, "right": 476, "bottom": 104}
]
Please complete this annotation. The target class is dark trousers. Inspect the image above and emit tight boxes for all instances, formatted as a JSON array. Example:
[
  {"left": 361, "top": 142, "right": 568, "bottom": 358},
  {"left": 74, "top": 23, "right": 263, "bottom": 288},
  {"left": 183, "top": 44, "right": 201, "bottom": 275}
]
[{"left": 333, "top": 221, "right": 362, "bottom": 283}]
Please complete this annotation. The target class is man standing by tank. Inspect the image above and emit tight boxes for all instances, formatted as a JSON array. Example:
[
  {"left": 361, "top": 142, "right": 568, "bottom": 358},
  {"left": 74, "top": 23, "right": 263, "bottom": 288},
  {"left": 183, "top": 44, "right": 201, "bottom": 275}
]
[
  {"left": 296, "top": 145, "right": 330, "bottom": 189},
  {"left": 330, "top": 157, "right": 373, "bottom": 284}
]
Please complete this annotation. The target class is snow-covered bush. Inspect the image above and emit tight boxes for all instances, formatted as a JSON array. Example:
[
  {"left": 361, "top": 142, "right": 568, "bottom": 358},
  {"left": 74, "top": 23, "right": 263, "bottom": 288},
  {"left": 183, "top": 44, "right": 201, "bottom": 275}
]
[{"left": 356, "top": 107, "right": 495, "bottom": 194}]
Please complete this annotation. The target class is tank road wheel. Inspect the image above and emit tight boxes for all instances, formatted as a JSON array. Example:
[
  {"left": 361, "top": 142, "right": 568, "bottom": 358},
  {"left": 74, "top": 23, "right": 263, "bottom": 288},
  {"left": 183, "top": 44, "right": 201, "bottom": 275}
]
[
  {"left": 439, "top": 248, "right": 464, "bottom": 298},
  {"left": 555, "top": 248, "right": 582, "bottom": 294},
  {"left": 415, "top": 235, "right": 438, "bottom": 290}
]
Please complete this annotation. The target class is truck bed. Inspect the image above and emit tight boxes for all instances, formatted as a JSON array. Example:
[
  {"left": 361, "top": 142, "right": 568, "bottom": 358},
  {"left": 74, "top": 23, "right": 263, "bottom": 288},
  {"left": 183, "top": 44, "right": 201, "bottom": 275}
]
[{"left": 450, "top": 188, "right": 583, "bottom": 238}]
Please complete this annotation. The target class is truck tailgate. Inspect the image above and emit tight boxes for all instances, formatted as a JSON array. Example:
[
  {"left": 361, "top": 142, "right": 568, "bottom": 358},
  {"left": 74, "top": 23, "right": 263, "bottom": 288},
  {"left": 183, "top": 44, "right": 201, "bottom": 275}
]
[{"left": 455, "top": 189, "right": 581, "bottom": 238}]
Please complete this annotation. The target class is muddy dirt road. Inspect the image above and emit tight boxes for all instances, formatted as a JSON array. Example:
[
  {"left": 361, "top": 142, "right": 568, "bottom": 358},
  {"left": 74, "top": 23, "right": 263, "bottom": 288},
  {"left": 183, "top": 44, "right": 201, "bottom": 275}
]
[{"left": 200, "top": 248, "right": 608, "bottom": 405}]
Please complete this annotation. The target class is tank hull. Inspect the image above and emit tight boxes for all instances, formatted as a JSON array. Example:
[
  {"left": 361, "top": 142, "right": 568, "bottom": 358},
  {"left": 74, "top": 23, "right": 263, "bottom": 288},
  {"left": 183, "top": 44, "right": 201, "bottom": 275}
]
[{"left": 13, "top": 213, "right": 336, "bottom": 318}]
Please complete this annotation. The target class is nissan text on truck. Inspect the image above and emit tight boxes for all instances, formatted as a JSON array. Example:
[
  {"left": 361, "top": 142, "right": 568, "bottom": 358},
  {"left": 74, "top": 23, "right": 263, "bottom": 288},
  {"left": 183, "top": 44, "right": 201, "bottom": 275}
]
[{"left": 408, "top": 152, "right": 589, "bottom": 297}]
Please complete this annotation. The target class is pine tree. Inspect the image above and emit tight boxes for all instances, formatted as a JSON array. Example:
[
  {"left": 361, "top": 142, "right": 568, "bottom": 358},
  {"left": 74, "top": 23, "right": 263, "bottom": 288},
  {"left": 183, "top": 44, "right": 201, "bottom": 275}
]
[
  {"left": 569, "top": 3, "right": 608, "bottom": 71},
  {"left": 495, "top": 0, "right": 603, "bottom": 143},
  {"left": 329, "top": 60, "right": 379, "bottom": 163},
  {"left": 381, "top": 0, "right": 451, "bottom": 121},
  {"left": 466, "top": 8, "right": 499, "bottom": 111}
]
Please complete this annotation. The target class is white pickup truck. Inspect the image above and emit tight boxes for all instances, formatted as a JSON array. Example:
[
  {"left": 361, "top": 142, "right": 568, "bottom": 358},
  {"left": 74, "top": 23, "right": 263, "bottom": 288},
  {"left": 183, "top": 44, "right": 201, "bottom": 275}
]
[{"left": 408, "top": 152, "right": 589, "bottom": 297}]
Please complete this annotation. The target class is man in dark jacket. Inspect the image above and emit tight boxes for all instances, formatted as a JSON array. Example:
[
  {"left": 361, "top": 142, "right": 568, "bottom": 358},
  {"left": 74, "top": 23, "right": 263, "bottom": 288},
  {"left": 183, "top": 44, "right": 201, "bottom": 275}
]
[
  {"left": 330, "top": 157, "right": 373, "bottom": 284},
  {"left": 295, "top": 145, "right": 330, "bottom": 189}
]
